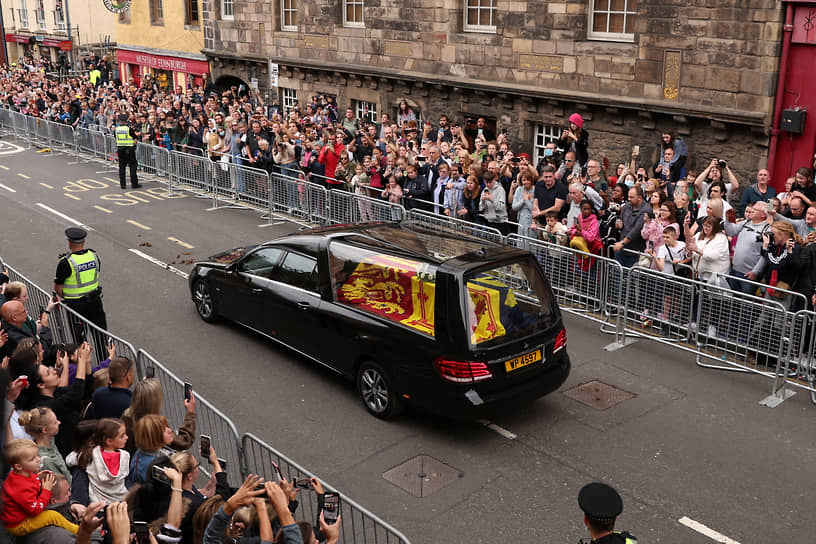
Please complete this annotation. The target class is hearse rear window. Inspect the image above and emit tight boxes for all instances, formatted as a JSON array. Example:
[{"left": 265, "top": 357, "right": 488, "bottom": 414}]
[
  {"left": 330, "top": 242, "right": 437, "bottom": 337},
  {"left": 465, "top": 258, "right": 556, "bottom": 347}
]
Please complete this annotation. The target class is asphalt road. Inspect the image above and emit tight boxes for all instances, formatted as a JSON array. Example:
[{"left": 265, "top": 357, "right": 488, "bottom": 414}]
[{"left": 1, "top": 141, "right": 814, "bottom": 543}]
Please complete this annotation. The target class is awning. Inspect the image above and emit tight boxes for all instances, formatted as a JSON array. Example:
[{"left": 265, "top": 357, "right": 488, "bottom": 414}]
[
  {"left": 5, "top": 34, "right": 33, "bottom": 44},
  {"left": 40, "top": 38, "right": 73, "bottom": 50},
  {"left": 117, "top": 48, "right": 209, "bottom": 75}
]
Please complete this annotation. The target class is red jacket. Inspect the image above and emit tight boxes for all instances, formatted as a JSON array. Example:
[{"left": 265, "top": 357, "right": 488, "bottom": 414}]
[
  {"left": 0, "top": 470, "right": 52, "bottom": 527},
  {"left": 317, "top": 143, "right": 344, "bottom": 185}
]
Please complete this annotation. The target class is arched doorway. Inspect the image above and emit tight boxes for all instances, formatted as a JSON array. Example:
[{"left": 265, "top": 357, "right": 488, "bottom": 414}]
[{"left": 215, "top": 75, "right": 250, "bottom": 95}]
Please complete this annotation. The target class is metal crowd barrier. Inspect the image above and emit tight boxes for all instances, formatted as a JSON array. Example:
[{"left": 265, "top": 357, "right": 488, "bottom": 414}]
[
  {"left": 3, "top": 260, "right": 413, "bottom": 542},
  {"left": 4, "top": 105, "right": 816, "bottom": 407},
  {"left": 242, "top": 434, "right": 412, "bottom": 544},
  {"left": 135, "top": 350, "right": 245, "bottom": 488}
]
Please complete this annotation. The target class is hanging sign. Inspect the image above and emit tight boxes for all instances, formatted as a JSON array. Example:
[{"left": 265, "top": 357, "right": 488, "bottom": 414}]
[{"left": 102, "top": 0, "right": 132, "bottom": 14}]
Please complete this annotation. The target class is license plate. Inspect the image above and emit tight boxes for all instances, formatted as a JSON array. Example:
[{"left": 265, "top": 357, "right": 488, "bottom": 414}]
[{"left": 504, "top": 349, "right": 542, "bottom": 372}]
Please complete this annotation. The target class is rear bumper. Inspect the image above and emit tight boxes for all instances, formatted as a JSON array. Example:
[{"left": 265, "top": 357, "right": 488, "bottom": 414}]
[{"left": 407, "top": 354, "right": 571, "bottom": 419}]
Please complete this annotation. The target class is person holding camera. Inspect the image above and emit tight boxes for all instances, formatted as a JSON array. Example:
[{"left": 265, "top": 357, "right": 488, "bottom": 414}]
[
  {"left": 723, "top": 201, "right": 770, "bottom": 294},
  {"left": 558, "top": 113, "right": 589, "bottom": 168},
  {"left": 694, "top": 158, "right": 739, "bottom": 210}
]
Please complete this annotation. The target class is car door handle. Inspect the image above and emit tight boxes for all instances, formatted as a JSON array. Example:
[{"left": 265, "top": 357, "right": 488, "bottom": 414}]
[
  {"left": 296, "top": 301, "right": 310, "bottom": 310},
  {"left": 251, "top": 288, "right": 263, "bottom": 294}
]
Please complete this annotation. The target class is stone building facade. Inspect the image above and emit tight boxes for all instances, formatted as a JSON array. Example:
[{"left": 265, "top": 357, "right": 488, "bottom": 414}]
[{"left": 202, "top": 0, "right": 785, "bottom": 183}]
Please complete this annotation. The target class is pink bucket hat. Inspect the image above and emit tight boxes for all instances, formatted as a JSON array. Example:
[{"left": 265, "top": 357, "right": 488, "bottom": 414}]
[{"left": 569, "top": 113, "right": 584, "bottom": 128}]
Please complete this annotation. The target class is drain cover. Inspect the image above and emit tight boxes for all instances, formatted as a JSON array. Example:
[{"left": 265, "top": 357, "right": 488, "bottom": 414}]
[
  {"left": 563, "top": 380, "right": 636, "bottom": 410},
  {"left": 382, "top": 455, "right": 460, "bottom": 497}
]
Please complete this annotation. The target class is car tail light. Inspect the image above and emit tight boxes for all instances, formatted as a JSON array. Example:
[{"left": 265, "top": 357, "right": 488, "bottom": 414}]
[
  {"left": 553, "top": 328, "right": 567, "bottom": 354},
  {"left": 434, "top": 358, "right": 493, "bottom": 384}
]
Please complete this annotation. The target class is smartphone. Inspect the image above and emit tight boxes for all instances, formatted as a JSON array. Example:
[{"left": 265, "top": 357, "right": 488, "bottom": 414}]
[
  {"left": 632, "top": 145, "right": 640, "bottom": 155},
  {"left": 51, "top": 290, "right": 59, "bottom": 303},
  {"left": 184, "top": 382, "right": 193, "bottom": 401},
  {"left": 270, "top": 461, "right": 283, "bottom": 484},
  {"left": 200, "top": 435, "right": 211, "bottom": 458},
  {"left": 217, "top": 458, "right": 227, "bottom": 470},
  {"left": 95, "top": 504, "right": 108, "bottom": 520},
  {"left": 133, "top": 521, "right": 150, "bottom": 544},
  {"left": 145, "top": 366, "right": 155, "bottom": 379},
  {"left": 293, "top": 478, "right": 314, "bottom": 490},
  {"left": 152, "top": 465, "right": 170, "bottom": 484},
  {"left": 323, "top": 492, "right": 341, "bottom": 525},
  {"left": 107, "top": 336, "right": 114, "bottom": 348},
  {"left": 38, "top": 306, "right": 45, "bottom": 318}
]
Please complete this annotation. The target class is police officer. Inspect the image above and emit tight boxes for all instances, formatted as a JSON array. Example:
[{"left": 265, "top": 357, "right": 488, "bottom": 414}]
[
  {"left": 115, "top": 113, "right": 141, "bottom": 189},
  {"left": 54, "top": 228, "right": 107, "bottom": 331},
  {"left": 578, "top": 482, "right": 637, "bottom": 544}
]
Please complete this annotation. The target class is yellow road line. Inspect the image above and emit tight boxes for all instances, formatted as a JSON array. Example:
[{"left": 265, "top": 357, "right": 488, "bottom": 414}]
[
  {"left": 17, "top": 173, "right": 30, "bottom": 179},
  {"left": 168, "top": 237, "right": 195, "bottom": 249},
  {"left": 94, "top": 205, "right": 112, "bottom": 214},
  {"left": 127, "top": 220, "right": 151, "bottom": 230},
  {"left": 104, "top": 177, "right": 119, "bottom": 184},
  {"left": 40, "top": 182, "right": 53, "bottom": 189},
  {"left": 64, "top": 193, "right": 81, "bottom": 201},
  {"left": 0, "top": 165, "right": 9, "bottom": 170}
]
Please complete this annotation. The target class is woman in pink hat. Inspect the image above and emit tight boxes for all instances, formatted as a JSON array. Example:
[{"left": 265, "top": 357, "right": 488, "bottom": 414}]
[{"left": 558, "top": 112, "right": 589, "bottom": 168}]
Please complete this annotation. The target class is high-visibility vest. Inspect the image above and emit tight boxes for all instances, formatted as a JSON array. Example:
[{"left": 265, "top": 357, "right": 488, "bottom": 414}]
[
  {"left": 62, "top": 251, "right": 100, "bottom": 299},
  {"left": 115, "top": 125, "right": 134, "bottom": 147}
]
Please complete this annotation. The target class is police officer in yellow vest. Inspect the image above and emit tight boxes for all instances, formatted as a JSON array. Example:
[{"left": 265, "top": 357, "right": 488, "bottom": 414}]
[
  {"left": 54, "top": 227, "right": 107, "bottom": 331},
  {"left": 578, "top": 482, "right": 637, "bottom": 544},
  {"left": 115, "top": 113, "right": 141, "bottom": 189}
]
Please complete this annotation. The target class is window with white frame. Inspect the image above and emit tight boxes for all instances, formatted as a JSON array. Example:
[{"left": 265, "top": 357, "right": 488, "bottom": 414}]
[
  {"left": 589, "top": 0, "right": 637, "bottom": 41},
  {"left": 35, "top": 0, "right": 45, "bottom": 29},
  {"left": 281, "top": 0, "right": 297, "bottom": 30},
  {"left": 221, "top": 0, "right": 234, "bottom": 20},
  {"left": 343, "top": 0, "right": 363, "bottom": 27},
  {"left": 464, "top": 0, "right": 496, "bottom": 32},
  {"left": 354, "top": 100, "right": 377, "bottom": 123},
  {"left": 54, "top": 4, "right": 66, "bottom": 30},
  {"left": 282, "top": 88, "right": 298, "bottom": 112},
  {"left": 533, "top": 123, "right": 561, "bottom": 166},
  {"left": 18, "top": 0, "right": 29, "bottom": 28}
]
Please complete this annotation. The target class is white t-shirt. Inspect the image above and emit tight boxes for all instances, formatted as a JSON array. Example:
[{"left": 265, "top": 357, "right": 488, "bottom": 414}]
[{"left": 657, "top": 241, "right": 687, "bottom": 275}]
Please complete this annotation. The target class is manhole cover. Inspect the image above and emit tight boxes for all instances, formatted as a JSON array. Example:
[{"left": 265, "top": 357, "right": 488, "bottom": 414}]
[
  {"left": 382, "top": 455, "right": 460, "bottom": 497},
  {"left": 563, "top": 380, "right": 636, "bottom": 410}
]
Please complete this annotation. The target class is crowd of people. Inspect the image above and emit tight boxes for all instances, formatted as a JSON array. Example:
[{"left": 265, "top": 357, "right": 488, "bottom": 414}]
[
  {"left": 0, "top": 280, "right": 341, "bottom": 543},
  {"left": 4, "top": 58, "right": 816, "bottom": 307}
]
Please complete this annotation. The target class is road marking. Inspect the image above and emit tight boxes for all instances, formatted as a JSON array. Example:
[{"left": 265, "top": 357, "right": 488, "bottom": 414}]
[
  {"left": 679, "top": 517, "right": 741, "bottom": 543},
  {"left": 36, "top": 148, "right": 51, "bottom": 153},
  {"left": 0, "top": 183, "right": 16, "bottom": 193},
  {"left": 94, "top": 205, "right": 112, "bottom": 214},
  {"left": 40, "top": 182, "right": 54, "bottom": 189},
  {"left": 127, "top": 220, "right": 151, "bottom": 230},
  {"left": 35, "top": 202, "right": 93, "bottom": 229},
  {"left": 104, "top": 177, "right": 119, "bottom": 184},
  {"left": 64, "top": 194, "right": 81, "bottom": 201},
  {"left": 168, "top": 237, "right": 195, "bottom": 249},
  {"left": 0, "top": 165, "right": 9, "bottom": 170},
  {"left": 128, "top": 249, "right": 189, "bottom": 279},
  {"left": 17, "top": 173, "right": 30, "bottom": 179},
  {"left": 478, "top": 419, "right": 517, "bottom": 440}
]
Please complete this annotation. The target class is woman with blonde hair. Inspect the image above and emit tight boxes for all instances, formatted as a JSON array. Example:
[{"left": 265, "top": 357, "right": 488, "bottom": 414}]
[
  {"left": 19, "top": 407, "right": 71, "bottom": 484},
  {"left": 759, "top": 220, "right": 804, "bottom": 310},
  {"left": 121, "top": 378, "right": 196, "bottom": 454},
  {"left": 171, "top": 448, "right": 229, "bottom": 544}
]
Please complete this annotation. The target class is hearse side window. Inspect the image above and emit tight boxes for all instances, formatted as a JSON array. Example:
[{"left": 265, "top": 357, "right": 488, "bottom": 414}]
[
  {"left": 329, "top": 241, "right": 437, "bottom": 338},
  {"left": 278, "top": 252, "right": 319, "bottom": 293},
  {"left": 238, "top": 247, "right": 284, "bottom": 279}
]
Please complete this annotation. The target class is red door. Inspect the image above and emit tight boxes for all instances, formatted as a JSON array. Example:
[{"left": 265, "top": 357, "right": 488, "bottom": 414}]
[{"left": 773, "top": 5, "right": 816, "bottom": 189}]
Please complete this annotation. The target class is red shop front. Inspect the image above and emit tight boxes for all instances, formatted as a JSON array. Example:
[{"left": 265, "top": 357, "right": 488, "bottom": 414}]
[{"left": 117, "top": 47, "right": 209, "bottom": 90}]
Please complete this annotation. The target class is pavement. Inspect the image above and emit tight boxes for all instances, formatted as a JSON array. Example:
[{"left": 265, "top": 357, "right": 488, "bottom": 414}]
[{"left": 0, "top": 141, "right": 814, "bottom": 543}]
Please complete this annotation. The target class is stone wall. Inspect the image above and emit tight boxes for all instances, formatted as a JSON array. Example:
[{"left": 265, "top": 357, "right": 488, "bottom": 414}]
[{"left": 208, "top": 0, "right": 783, "bottom": 123}]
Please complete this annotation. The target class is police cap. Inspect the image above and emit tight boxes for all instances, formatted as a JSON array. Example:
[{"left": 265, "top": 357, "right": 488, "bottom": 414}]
[
  {"left": 65, "top": 227, "right": 88, "bottom": 243},
  {"left": 578, "top": 482, "right": 623, "bottom": 522},
  {"left": 117, "top": 114, "right": 129, "bottom": 123}
]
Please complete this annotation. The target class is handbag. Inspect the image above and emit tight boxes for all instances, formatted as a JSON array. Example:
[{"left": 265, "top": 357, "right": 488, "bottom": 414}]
[{"left": 637, "top": 252, "right": 652, "bottom": 268}]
